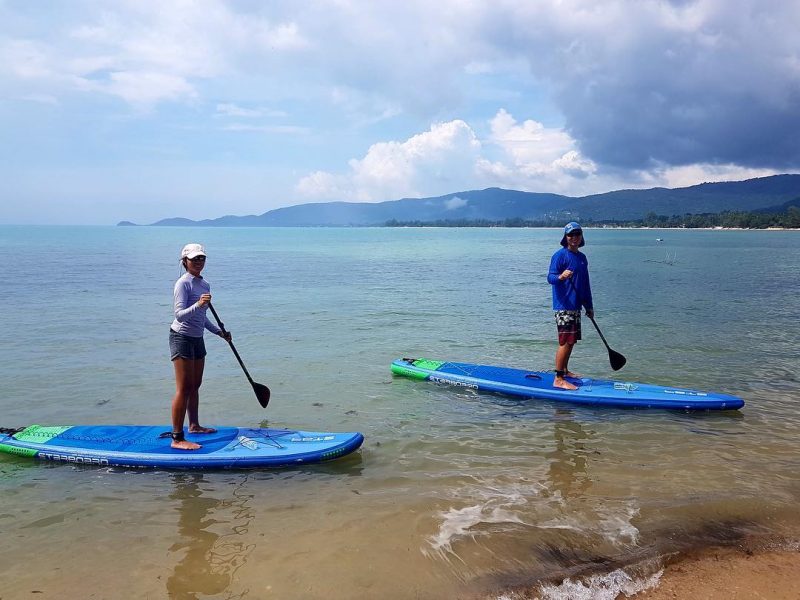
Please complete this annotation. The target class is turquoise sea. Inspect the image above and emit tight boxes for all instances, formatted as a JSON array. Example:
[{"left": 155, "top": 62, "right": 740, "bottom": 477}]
[{"left": 1, "top": 226, "right": 799, "bottom": 599}]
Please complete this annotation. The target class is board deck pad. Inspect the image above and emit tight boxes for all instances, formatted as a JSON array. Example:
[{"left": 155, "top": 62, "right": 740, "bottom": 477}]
[
  {"left": 391, "top": 358, "right": 744, "bottom": 410},
  {"left": 0, "top": 425, "right": 364, "bottom": 469}
]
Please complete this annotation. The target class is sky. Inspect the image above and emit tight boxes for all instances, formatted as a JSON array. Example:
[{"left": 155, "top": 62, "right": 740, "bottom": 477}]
[{"left": 1, "top": 0, "right": 799, "bottom": 225}]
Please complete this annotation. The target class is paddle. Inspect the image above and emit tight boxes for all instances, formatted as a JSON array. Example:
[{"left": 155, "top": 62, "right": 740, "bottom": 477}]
[
  {"left": 566, "top": 277, "right": 626, "bottom": 371},
  {"left": 208, "top": 303, "right": 270, "bottom": 408},
  {"left": 587, "top": 315, "right": 627, "bottom": 371}
]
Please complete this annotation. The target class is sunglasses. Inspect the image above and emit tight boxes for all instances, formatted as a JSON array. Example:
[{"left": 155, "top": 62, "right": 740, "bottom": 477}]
[
  {"left": 188, "top": 256, "right": 206, "bottom": 263},
  {"left": 565, "top": 231, "right": 582, "bottom": 237}
]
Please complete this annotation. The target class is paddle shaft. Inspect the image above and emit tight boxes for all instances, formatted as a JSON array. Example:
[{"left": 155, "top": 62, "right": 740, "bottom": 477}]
[
  {"left": 207, "top": 303, "right": 256, "bottom": 384},
  {"left": 208, "top": 303, "right": 271, "bottom": 407},
  {"left": 566, "top": 276, "right": 626, "bottom": 370},
  {"left": 588, "top": 315, "right": 611, "bottom": 349}
]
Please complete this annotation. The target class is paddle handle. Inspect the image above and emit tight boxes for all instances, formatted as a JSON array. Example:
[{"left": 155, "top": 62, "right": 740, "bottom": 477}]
[{"left": 208, "top": 303, "right": 255, "bottom": 385}]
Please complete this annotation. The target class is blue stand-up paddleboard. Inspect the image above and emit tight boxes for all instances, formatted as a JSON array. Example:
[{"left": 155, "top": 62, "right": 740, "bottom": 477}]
[
  {"left": 0, "top": 425, "right": 364, "bottom": 469},
  {"left": 391, "top": 358, "right": 744, "bottom": 410}
]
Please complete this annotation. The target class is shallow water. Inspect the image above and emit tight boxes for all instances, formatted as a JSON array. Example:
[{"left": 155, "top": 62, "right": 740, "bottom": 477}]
[{"left": 1, "top": 226, "right": 799, "bottom": 599}]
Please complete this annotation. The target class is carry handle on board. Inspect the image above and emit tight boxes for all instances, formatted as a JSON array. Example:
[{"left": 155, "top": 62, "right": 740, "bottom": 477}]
[{"left": 208, "top": 303, "right": 271, "bottom": 408}]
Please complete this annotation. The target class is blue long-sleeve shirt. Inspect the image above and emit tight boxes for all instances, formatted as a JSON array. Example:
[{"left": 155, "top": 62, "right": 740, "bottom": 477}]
[
  {"left": 170, "top": 273, "right": 222, "bottom": 338},
  {"left": 547, "top": 247, "right": 593, "bottom": 311}
]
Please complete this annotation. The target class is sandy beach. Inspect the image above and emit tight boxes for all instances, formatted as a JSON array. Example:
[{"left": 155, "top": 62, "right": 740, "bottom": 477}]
[
  {"left": 632, "top": 545, "right": 800, "bottom": 600},
  {"left": 505, "top": 540, "right": 800, "bottom": 600}
]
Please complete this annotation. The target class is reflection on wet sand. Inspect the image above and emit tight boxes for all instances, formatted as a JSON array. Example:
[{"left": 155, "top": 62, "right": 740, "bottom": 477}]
[{"left": 166, "top": 473, "right": 255, "bottom": 600}]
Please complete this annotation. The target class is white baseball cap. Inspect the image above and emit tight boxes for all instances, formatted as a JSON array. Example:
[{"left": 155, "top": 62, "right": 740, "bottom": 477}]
[{"left": 180, "top": 243, "right": 207, "bottom": 259}]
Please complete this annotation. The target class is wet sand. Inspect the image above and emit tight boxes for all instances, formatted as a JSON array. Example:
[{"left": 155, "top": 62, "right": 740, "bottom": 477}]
[
  {"left": 632, "top": 545, "right": 800, "bottom": 600},
  {"left": 504, "top": 541, "right": 800, "bottom": 600}
]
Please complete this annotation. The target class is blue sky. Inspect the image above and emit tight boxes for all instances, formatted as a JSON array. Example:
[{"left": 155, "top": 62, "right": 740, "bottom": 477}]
[{"left": 2, "top": 0, "right": 799, "bottom": 225}]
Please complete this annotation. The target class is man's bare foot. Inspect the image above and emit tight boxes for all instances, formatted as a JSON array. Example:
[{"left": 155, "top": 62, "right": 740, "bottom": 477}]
[
  {"left": 565, "top": 370, "right": 582, "bottom": 379},
  {"left": 188, "top": 426, "right": 217, "bottom": 434},
  {"left": 172, "top": 439, "right": 201, "bottom": 450},
  {"left": 553, "top": 377, "right": 578, "bottom": 390}
]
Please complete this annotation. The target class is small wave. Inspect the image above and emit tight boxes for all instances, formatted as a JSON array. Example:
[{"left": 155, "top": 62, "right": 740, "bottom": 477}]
[
  {"left": 424, "top": 480, "right": 542, "bottom": 557},
  {"left": 427, "top": 504, "right": 527, "bottom": 557},
  {"left": 531, "top": 567, "right": 662, "bottom": 600},
  {"left": 537, "top": 501, "right": 641, "bottom": 547}
]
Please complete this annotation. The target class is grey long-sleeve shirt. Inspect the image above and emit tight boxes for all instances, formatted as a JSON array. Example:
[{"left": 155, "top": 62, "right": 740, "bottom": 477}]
[{"left": 170, "top": 273, "right": 222, "bottom": 337}]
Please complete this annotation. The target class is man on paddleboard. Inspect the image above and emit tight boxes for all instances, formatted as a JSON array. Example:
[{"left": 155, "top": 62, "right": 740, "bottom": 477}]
[{"left": 547, "top": 222, "right": 594, "bottom": 390}]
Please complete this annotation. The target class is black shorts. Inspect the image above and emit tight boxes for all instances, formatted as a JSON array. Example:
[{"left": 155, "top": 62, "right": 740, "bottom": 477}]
[
  {"left": 169, "top": 329, "right": 206, "bottom": 361},
  {"left": 554, "top": 310, "right": 582, "bottom": 345}
]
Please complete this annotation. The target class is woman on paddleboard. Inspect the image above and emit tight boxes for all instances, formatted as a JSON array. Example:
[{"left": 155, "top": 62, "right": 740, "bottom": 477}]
[
  {"left": 169, "top": 243, "right": 231, "bottom": 450},
  {"left": 547, "top": 222, "right": 594, "bottom": 391}
]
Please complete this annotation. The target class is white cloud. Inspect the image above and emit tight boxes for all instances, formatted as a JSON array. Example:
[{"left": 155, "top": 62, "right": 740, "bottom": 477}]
[
  {"left": 329, "top": 86, "right": 402, "bottom": 126},
  {"left": 1, "top": 39, "right": 52, "bottom": 79},
  {"left": 295, "top": 170, "right": 350, "bottom": 199},
  {"left": 444, "top": 196, "right": 468, "bottom": 210},
  {"left": 20, "top": 93, "right": 59, "bottom": 106},
  {"left": 101, "top": 71, "right": 196, "bottom": 108},
  {"left": 489, "top": 109, "right": 575, "bottom": 164},
  {"left": 2, "top": 1, "right": 310, "bottom": 108},
  {"left": 216, "top": 103, "right": 263, "bottom": 118},
  {"left": 297, "top": 120, "right": 481, "bottom": 201},
  {"left": 641, "top": 163, "right": 779, "bottom": 190},
  {"left": 294, "top": 108, "right": 780, "bottom": 204},
  {"left": 215, "top": 103, "right": 287, "bottom": 118},
  {"left": 255, "top": 22, "right": 309, "bottom": 51},
  {"left": 222, "top": 123, "right": 309, "bottom": 135},
  {"left": 478, "top": 109, "right": 597, "bottom": 191}
]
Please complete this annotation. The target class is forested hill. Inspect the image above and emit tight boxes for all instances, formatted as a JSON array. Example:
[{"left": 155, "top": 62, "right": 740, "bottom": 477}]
[{"left": 119, "top": 174, "right": 800, "bottom": 227}]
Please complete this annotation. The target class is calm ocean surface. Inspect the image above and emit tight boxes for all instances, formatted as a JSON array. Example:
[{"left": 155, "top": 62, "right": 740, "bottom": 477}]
[{"left": 1, "top": 226, "right": 799, "bottom": 599}]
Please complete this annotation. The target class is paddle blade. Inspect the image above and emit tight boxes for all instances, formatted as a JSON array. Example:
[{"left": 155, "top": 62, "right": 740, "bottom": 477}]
[
  {"left": 609, "top": 349, "right": 627, "bottom": 371},
  {"left": 252, "top": 382, "right": 271, "bottom": 408}
]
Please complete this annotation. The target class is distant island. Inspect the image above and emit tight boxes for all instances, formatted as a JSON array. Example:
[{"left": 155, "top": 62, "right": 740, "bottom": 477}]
[{"left": 119, "top": 174, "right": 800, "bottom": 228}]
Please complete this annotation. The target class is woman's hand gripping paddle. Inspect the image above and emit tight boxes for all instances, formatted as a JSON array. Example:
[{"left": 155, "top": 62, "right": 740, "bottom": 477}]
[{"left": 208, "top": 303, "right": 271, "bottom": 408}]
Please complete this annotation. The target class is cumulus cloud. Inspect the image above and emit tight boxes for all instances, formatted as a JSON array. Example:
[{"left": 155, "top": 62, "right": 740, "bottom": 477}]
[
  {"left": 444, "top": 196, "right": 468, "bottom": 210},
  {"left": 297, "top": 109, "right": 780, "bottom": 202},
  {"left": 481, "top": 109, "right": 597, "bottom": 184},
  {"left": 297, "top": 120, "right": 481, "bottom": 201},
  {"left": 294, "top": 109, "right": 600, "bottom": 201}
]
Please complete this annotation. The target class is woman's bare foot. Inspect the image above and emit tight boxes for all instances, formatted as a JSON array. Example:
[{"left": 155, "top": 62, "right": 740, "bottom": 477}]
[
  {"left": 553, "top": 377, "right": 578, "bottom": 390},
  {"left": 188, "top": 425, "right": 217, "bottom": 434},
  {"left": 172, "top": 439, "right": 201, "bottom": 450}
]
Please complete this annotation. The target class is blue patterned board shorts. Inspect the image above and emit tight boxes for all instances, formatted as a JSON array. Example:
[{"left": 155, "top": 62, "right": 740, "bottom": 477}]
[
  {"left": 554, "top": 310, "right": 581, "bottom": 345},
  {"left": 169, "top": 329, "right": 207, "bottom": 361}
]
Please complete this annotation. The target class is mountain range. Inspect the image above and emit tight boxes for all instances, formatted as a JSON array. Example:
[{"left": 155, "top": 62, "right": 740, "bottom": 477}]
[{"left": 118, "top": 174, "right": 800, "bottom": 227}]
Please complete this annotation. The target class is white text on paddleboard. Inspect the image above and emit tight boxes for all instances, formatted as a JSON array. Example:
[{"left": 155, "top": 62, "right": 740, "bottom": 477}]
[
  {"left": 430, "top": 376, "right": 478, "bottom": 389},
  {"left": 38, "top": 452, "right": 109, "bottom": 465}
]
